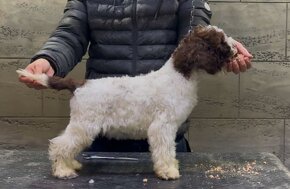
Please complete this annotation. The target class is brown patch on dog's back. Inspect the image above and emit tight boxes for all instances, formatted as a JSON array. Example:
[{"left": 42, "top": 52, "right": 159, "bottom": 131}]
[{"left": 172, "top": 26, "right": 233, "bottom": 78}]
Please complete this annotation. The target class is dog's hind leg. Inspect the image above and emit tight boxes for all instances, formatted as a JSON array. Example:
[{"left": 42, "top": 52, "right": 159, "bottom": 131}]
[
  {"left": 49, "top": 123, "right": 95, "bottom": 179},
  {"left": 147, "top": 116, "right": 180, "bottom": 180}
]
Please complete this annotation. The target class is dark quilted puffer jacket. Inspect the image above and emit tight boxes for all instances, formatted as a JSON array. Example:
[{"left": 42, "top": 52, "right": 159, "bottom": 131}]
[{"left": 31, "top": 0, "right": 212, "bottom": 79}]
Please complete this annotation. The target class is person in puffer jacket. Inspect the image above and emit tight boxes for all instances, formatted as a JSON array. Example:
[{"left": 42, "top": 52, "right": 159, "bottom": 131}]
[{"left": 19, "top": 0, "right": 252, "bottom": 152}]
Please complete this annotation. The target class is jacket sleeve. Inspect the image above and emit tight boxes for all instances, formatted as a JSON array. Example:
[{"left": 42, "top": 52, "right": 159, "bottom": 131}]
[
  {"left": 31, "top": 0, "right": 89, "bottom": 77},
  {"left": 177, "top": 0, "right": 212, "bottom": 41}
]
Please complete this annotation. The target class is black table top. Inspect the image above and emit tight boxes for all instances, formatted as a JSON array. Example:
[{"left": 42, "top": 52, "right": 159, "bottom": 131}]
[{"left": 1, "top": 150, "right": 290, "bottom": 189}]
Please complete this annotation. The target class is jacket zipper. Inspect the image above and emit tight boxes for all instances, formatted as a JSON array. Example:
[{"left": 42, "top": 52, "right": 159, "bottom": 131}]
[{"left": 132, "top": 0, "right": 137, "bottom": 76}]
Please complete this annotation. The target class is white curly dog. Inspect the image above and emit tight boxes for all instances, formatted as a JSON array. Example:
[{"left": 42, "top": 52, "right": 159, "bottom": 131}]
[{"left": 17, "top": 25, "right": 237, "bottom": 180}]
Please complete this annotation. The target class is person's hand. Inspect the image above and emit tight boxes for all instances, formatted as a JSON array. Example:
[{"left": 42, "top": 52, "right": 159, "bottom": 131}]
[
  {"left": 18, "top": 58, "right": 55, "bottom": 90},
  {"left": 227, "top": 40, "right": 253, "bottom": 74}
]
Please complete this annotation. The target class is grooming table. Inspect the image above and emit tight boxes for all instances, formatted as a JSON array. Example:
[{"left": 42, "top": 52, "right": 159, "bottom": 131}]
[{"left": 1, "top": 150, "right": 290, "bottom": 189}]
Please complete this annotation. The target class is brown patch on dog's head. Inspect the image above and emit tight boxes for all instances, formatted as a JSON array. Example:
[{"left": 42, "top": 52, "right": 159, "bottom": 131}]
[{"left": 172, "top": 25, "right": 235, "bottom": 78}]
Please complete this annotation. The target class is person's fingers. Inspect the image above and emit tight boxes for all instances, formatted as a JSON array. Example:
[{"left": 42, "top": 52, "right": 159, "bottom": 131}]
[
  {"left": 18, "top": 76, "right": 33, "bottom": 83},
  {"left": 237, "top": 55, "right": 247, "bottom": 72},
  {"left": 232, "top": 60, "right": 240, "bottom": 74},
  {"left": 235, "top": 41, "right": 253, "bottom": 58},
  {"left": 227, "top": 51, "right": 253, "bottom": 74},
  {"left": 18, "top": 59, "right": 54, "bottom": 90},
  {"left": 47, "top": 66, "right": 55, "bottom": 77},
  {"left": 18, "top": 69, "right": 34, "bottom": 84},
  {"left": 244, "top": 57, "right": 252, "bottom": 69},
  {"left": 25, "top": 64, "right": 36, "bottom": 74},
  {"left": 18, "top": 75, "right": 39, "bottom": 86},
  {"left": 18, "top": 66, "right": 34, "bottom": 83},
  {"left": 227, "top": 62, "right": 233, "bottom": 72},
  {"left": 25, "top": 81, "right": 46, "bottom": 90},
  {"left": 34, "top": 63, "right": 44, "bottom": 74},
  {"left": 32, "top": 66, "right": 46, "bottom": 86}
]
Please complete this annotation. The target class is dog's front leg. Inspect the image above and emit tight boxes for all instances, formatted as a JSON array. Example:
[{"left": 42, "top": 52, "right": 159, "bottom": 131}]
[{"left": 147, "top": 117, "right": 180, "bottom": 180}]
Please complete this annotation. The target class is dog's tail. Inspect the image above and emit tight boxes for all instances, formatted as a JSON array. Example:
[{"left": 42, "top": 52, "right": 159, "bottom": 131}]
[{"left": 16, "top": 69, "right": 85, "bottom": 93}]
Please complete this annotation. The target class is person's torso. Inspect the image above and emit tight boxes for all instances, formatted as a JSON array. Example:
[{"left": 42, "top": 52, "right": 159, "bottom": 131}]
[{"left": 85, "top": 0, "right": 181, "bottom": 78}]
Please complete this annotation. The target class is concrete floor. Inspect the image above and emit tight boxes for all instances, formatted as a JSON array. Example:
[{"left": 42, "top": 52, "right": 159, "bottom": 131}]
[{"left": 1, "top": 150, "right": 290, "bottom": 189}]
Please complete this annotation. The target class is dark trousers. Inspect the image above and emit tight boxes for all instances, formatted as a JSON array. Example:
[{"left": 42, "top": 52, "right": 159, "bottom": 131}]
[{"left": 86, "top": 136, "right": 191, "bottom": 152}]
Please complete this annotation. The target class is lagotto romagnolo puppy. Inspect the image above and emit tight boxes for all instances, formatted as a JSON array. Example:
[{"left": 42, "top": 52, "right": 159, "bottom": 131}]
[{"left": 17, "top": 25, "right": 237, "bottom": 180}]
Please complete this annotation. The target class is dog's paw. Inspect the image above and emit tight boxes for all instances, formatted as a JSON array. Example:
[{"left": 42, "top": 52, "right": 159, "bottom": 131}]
[
  {"left": 67, "top": 160, "right": 82, "bottom": 171},
  {"left": 156, "top": 167, "right": 180, "bottom": 180},
  {"left": 53, "top": 167, "right": 79, "bottom": 179}
]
